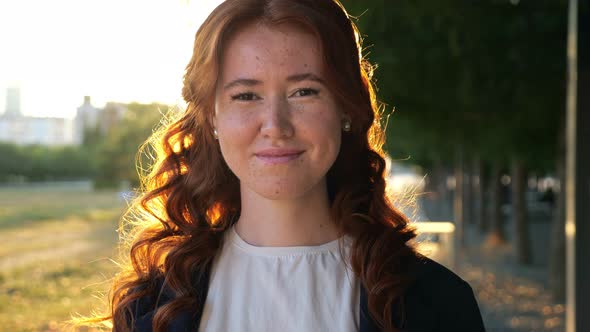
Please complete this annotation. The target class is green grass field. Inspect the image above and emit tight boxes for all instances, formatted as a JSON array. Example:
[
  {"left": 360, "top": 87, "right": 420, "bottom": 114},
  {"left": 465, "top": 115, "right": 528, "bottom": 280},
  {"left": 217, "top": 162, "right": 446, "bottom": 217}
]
[{"left": 0, "top": 187, "right": 127, "bottom": 331}]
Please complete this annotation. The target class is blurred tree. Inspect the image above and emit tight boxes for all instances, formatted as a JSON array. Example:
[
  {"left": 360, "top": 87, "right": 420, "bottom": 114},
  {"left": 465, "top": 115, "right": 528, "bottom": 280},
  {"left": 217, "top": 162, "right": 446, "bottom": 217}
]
[
  {"left": 0, "top": 143, "right": 95, "bottom": 182},
  {"left": 0, "top": 103, "right": 168, "bottom": 187},
  {"left": 93, "top": 102, "right": 168, "bottom": 188},
  {"left": 342, "top": 0, "right": 565, "bottom": 167},
  {"left": 82, "top": 125, "right": 103, "bottom": 148},
  {"left": 341, "top": 0, "right": 566, "bottom": 259},
  {"left": 0, "top": 143, "right": 28, "bottom": 181}
]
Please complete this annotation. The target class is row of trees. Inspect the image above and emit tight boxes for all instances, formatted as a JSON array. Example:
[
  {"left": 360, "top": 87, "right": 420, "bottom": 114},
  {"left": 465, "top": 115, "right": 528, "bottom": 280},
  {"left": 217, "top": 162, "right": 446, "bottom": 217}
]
[
  {"left": 0, "top": 143, "right": 94, "bottom": 182},
  {"left": 340, "top": 0, "right": 569, "bottom": 299},
  {"left": 0, "top": 102, "right": 167, "bottom": 188}
]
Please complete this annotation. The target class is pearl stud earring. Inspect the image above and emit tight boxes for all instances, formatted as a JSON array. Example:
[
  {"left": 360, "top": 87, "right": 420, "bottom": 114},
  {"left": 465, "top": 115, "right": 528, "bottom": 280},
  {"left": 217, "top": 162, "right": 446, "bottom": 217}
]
[{"left": 343, "top": 121, "right": 351, "bottom": 132}]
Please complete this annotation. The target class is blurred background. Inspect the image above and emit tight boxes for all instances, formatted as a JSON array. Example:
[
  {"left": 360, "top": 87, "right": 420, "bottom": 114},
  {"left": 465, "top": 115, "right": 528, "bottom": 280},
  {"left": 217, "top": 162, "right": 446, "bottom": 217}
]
[{"left": 0, "top": 0, "right": 587, "bottom": 331}]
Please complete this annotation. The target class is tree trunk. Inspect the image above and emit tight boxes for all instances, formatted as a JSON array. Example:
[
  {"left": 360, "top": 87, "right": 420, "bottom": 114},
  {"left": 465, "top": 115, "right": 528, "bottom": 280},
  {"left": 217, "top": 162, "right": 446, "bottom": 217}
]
[
  {"left": 512, "top": 158, "right": 531, "bottom": 265},
  {"left": 431, "top": 157, "right": 446, "bottom": 220},
  {"left": 488, "top": 161, "right": 506, "bottom": 245},
  {"left": 441, "top": 163, "right": 454, "bottom": 221},
  {"left": 465, "top": 156, "right": 474, "bottom": 225},
  {"left": 571, "top": 6, "right": 590, "bottom": 330},
  {"left": 475, "top": 158, "right": 488, "bottom": 233},
  {"left": 550, "top": 98, "right": 567, "bottom": 302},
  {"left": 454, "top": 147, "right": 465, "bottom": 248}
]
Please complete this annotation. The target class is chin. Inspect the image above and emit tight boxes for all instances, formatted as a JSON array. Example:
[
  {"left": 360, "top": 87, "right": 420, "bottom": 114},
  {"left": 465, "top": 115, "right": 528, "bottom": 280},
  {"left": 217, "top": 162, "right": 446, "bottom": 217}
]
[{"left": 245, "top": 178, "right": 323, "bottom": 201}]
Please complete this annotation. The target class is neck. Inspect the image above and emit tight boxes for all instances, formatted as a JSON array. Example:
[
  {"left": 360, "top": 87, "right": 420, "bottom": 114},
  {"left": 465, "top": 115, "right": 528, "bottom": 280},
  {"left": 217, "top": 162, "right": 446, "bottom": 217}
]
[{"left": 235, "top": 181, "right": 339, "bottom": 247}]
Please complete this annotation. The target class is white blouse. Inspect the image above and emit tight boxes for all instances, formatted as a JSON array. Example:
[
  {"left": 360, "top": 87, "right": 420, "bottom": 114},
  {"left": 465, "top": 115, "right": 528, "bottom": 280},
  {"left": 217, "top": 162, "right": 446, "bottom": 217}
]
[{"left": 198, "top": 226, "right": 360, "bottom": 332}]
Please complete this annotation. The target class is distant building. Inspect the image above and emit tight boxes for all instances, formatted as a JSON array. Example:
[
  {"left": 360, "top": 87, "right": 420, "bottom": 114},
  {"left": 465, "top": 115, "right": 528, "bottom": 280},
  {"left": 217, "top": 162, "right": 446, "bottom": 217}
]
[
  {"left": 0, "top": 87, "right": 75, "bottom": 146},
  {"left": 73, "top": 96, "right": 127, "bottom": 145},
  {"left": 4, "top": 87, "right": 22, "bottom": 117},
  {"left": 0, "top": 90, "right": 128, "bottom": 146},
  {"left": 0, "top": 116, "right": 73, "bottom": 146},
  {"left": 100, "top": 102, "right": 126, "bottom": 134},
  {"left": 73, "top": 96, "right": 101, "bottom": 145}
]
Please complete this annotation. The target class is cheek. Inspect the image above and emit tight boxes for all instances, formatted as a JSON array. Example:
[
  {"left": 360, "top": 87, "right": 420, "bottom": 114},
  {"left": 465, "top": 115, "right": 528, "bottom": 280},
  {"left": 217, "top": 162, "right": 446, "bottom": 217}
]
[
  {"left": 305, "top": 107, "right": 341, "bottom": 139},
  {"left": 215, "top": 107, "right": 260, "bottom": 178},
  {"left": 298, "top": 109, "right": 342, "bottom": 159},
  {"left": 217, "top": 108, "right": 256, "bottom": 142}
]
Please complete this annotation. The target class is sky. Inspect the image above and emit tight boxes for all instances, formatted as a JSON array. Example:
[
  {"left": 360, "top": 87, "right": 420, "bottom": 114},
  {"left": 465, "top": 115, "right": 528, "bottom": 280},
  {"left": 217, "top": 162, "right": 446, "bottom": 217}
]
[{"left": 0, "top": 0, "right": 223, "bottom": 119}]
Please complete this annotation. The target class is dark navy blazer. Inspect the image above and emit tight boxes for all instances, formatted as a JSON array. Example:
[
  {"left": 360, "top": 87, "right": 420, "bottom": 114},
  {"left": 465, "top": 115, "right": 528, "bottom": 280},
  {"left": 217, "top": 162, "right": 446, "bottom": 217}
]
[{"left": 128, "top": 256, "right": 485, "bottom": 332}]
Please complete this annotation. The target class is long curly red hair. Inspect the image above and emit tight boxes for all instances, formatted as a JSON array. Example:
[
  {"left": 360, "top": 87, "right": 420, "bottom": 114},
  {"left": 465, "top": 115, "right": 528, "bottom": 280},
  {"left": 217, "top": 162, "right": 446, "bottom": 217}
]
[{"left": 90, "top": 0, "right": 419, "bottom": 331}]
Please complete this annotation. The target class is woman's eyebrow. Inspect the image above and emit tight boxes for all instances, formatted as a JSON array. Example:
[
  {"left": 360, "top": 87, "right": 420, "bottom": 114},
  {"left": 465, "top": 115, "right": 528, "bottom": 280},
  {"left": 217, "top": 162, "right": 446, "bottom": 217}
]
[
  {"left": 223, "top": 73, "right": 325, "bottom": 91},
  {"left": 223, "top": 78, "right": 261, "bottom": 91},
  {"left": 287, "top": 73, "right": 325, "bottom": 84}
]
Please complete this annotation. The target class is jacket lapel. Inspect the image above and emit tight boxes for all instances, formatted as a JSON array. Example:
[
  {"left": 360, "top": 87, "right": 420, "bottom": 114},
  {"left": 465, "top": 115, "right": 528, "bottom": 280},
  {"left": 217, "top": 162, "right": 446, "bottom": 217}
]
[
  {"left": 192, "top": 263, "right": 212, "bottom": 330},
  {"left": 359, "top": 286, "right": 381, "bottom": 332}
]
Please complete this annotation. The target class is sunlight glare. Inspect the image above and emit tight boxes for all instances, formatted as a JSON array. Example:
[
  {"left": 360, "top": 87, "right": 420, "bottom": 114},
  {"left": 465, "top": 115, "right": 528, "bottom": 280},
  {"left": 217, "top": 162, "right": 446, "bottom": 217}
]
[{"left": 0, "top": 0, "right": 223, "bottom": 118}]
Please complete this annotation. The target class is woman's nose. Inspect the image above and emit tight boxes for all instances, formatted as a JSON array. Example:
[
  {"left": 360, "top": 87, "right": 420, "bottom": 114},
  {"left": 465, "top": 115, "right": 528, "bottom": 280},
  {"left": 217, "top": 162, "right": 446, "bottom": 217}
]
[{"left": 260, "top": 96, "right": 294, "bottom": 139}]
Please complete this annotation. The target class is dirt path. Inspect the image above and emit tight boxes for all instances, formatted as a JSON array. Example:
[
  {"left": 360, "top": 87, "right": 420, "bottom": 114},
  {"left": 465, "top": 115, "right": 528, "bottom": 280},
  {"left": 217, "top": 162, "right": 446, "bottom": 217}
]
[{"left": 0, "top": 217, "right": 117, "bottom": 272}]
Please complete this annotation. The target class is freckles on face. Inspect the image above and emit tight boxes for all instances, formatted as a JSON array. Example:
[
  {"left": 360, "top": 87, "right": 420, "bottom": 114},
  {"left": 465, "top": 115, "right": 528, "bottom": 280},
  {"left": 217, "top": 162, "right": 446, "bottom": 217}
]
[{"left": 213, "top": 22, "right": 343, "bottom": 200}]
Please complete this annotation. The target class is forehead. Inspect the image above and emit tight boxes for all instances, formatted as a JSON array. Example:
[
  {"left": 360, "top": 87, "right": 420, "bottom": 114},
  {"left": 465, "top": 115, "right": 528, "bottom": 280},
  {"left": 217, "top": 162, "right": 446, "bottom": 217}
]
[{"left": 219, "top": 22, "right": 324, "bottom": 80}]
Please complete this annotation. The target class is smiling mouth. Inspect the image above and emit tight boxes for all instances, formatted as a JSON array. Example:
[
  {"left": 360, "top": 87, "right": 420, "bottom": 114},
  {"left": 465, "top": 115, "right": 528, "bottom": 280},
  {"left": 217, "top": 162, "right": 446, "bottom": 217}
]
[{"left": 254, "top": 150, "right": 304, "bottom": 164}]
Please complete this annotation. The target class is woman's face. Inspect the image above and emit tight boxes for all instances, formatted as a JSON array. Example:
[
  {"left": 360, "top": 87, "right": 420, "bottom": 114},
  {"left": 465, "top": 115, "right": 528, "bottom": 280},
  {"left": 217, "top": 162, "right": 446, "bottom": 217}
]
[{"left": 214, "top": 22, "right": 344, "bottom": 200}]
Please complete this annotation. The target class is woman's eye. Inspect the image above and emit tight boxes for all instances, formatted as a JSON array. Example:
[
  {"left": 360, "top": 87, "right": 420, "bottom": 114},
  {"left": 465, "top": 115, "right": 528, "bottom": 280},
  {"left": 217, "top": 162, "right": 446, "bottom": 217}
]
[
  {"left": 293, "top": 88, "right": 319, "bottom": 97},
  {"left": 231, "top": 92, "right": 259, "bottom": 101}
]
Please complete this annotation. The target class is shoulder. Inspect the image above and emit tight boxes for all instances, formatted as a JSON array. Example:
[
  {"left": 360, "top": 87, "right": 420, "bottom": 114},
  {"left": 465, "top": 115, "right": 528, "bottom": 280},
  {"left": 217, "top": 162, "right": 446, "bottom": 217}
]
[
  {"left": 400, "top": 255, "right": 485, "bottom": 331},
  {"left": 411, "top": 255, "right": 470, "bottom": 293},
  {"left": 124, "top": 276, "right": 195, "bottom": 332},
  {"left": 123, "top": 266, "right": 211, "bottom": 332}
]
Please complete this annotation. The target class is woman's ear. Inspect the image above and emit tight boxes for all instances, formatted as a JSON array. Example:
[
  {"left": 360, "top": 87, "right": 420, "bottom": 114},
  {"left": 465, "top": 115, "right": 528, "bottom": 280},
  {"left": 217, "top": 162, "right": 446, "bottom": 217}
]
[{"left": 342, "top": 113, "right": 352, "bottom": 132}]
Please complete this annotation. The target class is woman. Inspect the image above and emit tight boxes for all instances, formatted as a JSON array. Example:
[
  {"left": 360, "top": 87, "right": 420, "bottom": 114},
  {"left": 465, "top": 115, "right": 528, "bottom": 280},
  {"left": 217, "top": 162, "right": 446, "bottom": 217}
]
[{"left": 99, "top": 0, "right": 485, "bottom": 331}]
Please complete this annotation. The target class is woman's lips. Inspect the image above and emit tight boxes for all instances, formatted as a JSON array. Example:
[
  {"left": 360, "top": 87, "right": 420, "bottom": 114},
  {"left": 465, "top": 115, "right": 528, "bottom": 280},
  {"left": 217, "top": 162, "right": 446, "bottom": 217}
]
[{"left": 254, "top": 149, "right": 305, "bottom": 164}]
